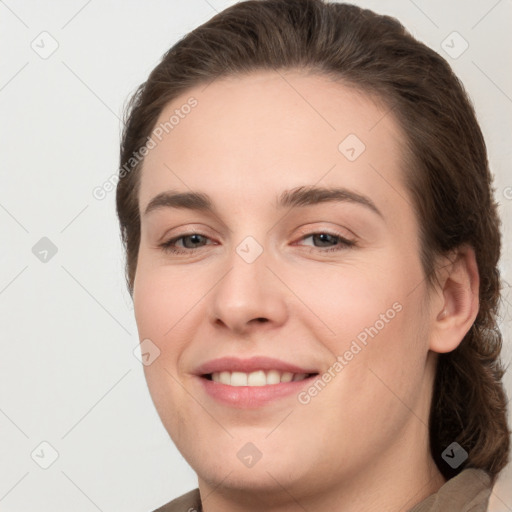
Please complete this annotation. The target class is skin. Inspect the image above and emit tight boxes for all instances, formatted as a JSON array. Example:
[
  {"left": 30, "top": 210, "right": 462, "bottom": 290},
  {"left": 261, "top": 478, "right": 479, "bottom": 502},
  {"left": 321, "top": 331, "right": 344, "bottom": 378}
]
[{"left": 133, "top": 70, "right": 480, "bottom": 511}]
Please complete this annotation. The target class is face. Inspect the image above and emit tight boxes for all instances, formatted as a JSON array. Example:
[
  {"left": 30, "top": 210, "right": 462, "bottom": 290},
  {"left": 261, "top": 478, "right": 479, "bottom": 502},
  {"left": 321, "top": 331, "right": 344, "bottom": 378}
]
[{"left": 133, "top": 70, "right": 438, "bottom": 496}]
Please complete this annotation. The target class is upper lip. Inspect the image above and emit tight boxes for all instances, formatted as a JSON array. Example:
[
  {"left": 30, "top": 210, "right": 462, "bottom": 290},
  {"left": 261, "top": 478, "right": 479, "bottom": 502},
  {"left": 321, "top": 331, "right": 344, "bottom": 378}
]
[{"left": 194, "top": 356, "right": 318, "bottom": 376}]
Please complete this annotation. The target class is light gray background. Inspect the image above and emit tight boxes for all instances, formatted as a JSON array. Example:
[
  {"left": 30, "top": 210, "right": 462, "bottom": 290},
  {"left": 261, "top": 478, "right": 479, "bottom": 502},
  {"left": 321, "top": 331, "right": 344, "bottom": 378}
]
[{"left": 1, "top": 0, "right": 511, "bottom": 510}]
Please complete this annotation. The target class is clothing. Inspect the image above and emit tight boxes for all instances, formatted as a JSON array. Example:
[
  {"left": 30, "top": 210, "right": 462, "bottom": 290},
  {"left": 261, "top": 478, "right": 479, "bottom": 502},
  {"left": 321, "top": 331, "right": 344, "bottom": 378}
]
[
  {"left": 152, "top": 468, "right": 492, "bottom": 512},
  {"left": 408, "top": 469, "right": 491, "bottom": 512}
]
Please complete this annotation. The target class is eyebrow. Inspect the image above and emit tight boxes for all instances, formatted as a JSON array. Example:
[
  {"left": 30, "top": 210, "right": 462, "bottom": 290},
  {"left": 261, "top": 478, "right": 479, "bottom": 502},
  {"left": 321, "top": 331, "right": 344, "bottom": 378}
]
[{"left": 143, "top": 185, "right": 383, "bottom": 219}]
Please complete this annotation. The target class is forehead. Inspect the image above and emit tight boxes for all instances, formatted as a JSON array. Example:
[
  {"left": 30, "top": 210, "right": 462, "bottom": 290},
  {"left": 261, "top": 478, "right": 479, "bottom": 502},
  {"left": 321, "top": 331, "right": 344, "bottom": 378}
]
[{"left": 138, "top": 70, "right": 409, "bottom": 222}]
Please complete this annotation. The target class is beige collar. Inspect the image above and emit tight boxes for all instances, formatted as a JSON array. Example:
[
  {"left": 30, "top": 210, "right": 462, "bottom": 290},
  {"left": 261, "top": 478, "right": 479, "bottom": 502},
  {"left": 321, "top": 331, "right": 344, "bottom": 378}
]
[{"left": 153, "top": 468, "right": 492, "bottom": 512}]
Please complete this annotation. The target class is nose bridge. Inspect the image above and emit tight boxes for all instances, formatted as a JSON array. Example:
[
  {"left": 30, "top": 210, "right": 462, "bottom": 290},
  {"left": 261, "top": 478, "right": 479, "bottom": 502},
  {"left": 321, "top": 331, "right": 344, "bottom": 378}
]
[{"left": 208, "top": 233, "right": 288, "bottom": 331}]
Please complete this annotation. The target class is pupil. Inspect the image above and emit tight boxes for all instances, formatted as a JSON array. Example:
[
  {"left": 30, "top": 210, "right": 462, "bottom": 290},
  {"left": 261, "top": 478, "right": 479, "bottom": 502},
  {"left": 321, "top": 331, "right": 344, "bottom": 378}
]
[
  {"left": 316, "top": 233, "right": 334, "bottom": 246},
  {"left": 186, "top": 234, "right": 203, "bottom": 248}
]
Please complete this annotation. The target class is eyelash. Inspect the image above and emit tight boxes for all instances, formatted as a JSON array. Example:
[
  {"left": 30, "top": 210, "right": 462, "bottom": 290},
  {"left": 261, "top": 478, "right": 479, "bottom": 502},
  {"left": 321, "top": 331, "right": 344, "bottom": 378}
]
[{"left": 158, "top": 230, "right": 356, "bottom": 255}]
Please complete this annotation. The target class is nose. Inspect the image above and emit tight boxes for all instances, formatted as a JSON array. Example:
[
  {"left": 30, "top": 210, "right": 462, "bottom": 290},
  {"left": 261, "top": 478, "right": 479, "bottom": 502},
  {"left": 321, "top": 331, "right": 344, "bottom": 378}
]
[{"left": 207, "top": 242, "right": 288, "bottom": 335}]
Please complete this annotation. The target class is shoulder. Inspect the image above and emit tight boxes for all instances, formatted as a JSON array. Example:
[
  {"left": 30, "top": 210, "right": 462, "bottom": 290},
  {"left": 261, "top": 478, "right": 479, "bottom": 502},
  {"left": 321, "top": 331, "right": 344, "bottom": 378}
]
[{"left": 151, "top": 488, "right": 202, "bottom": 512}]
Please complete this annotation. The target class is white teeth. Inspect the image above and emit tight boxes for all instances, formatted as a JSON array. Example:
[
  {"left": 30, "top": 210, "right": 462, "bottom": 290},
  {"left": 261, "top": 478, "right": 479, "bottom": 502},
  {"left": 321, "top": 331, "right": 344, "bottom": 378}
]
[
  {"left": 280, "top": 372, "right": 293, "bottom": 382},
  {"left": 210, "top": 370, "right": 310, "bottom": 386},
  {"left": 247, "top": 370, "right": 266, "bottom": 386},
  {"left": 230, "top": 371, "right": 247, "bottom": 386},
  {"left": 266, "top": 369, "right": 281, "bottom": 385}
]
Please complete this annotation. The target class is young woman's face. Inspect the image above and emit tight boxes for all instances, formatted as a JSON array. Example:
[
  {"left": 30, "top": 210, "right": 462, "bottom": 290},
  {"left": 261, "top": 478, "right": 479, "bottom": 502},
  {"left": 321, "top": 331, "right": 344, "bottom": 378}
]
[{"left": 133, "top": 71, "right": 440, "bottom": 496}]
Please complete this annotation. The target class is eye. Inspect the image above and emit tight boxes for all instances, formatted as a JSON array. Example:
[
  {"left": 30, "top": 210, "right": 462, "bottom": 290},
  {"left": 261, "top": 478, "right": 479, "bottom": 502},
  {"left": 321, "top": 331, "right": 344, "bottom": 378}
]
[
  {"left": 158, "top": 230, "right": 356, "bottom": 256},
  {"left": 296, "top": 231, "right": 356, "bottom": 253},
  {"left": 159, "top": 233, "right": 214, "bottom": 255}
]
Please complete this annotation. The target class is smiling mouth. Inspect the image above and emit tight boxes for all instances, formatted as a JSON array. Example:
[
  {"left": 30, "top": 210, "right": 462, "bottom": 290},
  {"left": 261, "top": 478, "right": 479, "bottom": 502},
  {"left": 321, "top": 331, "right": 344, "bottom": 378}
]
[{"left": 202, "top": 370, "right": 319, "bottom": 386}]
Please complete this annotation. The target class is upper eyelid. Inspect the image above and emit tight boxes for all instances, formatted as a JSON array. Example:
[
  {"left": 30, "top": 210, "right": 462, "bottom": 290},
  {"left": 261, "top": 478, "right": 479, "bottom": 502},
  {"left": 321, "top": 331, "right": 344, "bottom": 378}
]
[
  {"left": 163, "top": 221, "right": 355, "bottom": 239},
  {"left": 294, "top": 224, "right": 355, "bottom": 239}
]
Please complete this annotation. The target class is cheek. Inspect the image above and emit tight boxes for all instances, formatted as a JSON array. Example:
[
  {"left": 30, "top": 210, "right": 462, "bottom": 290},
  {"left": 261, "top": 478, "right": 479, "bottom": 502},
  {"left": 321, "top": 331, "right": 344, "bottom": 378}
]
[
  {"left": 294, "top": 251, "right": 427, "bottom": 387},
  {"left": 133, "top": 265, "right": 197, "bottom": 442},
  {"left": 133, "top": 260, "right": 199, "bottom": 343},
  {"left": 287, "top": 255, "right": 408, "bottom": 342}
]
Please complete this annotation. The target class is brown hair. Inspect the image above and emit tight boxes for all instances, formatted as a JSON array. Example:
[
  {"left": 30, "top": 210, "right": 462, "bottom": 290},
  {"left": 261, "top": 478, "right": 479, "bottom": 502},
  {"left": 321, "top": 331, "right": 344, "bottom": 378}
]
[{"left": 116, "top": 0, "right": 510, "bottom": 484}]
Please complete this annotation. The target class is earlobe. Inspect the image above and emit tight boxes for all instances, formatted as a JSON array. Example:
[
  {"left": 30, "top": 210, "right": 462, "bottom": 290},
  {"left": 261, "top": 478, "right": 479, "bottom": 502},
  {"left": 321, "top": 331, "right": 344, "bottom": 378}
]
[{"left": 429, "top": 245, "right": 480, "bottom": 354}]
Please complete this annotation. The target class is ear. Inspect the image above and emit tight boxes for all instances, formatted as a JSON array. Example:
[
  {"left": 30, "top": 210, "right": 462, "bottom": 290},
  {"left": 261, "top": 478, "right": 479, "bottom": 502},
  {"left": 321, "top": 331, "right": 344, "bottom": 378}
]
[{"left": 429, "top": 245, "right": 480, "bottom": 354}]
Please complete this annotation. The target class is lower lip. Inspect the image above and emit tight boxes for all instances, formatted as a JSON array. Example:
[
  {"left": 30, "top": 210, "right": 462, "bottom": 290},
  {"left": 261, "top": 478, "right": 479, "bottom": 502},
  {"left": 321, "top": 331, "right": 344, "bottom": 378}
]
[{"left": 197, "top": 375, "right": 317, "bottom": 408}]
